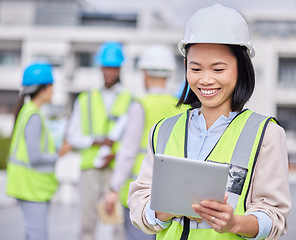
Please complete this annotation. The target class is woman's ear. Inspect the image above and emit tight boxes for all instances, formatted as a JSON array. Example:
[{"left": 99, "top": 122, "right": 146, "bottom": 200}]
[{"left": 35, "top": 85, "right": 49, "bottom": 99}]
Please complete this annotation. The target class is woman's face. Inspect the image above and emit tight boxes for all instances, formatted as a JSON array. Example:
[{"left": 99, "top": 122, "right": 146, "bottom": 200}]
[
  {"left": 43, "top": 84, "right": 53, "bottom": 103},
  {"left": 186, "top": 43, "right": 237, "bottom": 114}
]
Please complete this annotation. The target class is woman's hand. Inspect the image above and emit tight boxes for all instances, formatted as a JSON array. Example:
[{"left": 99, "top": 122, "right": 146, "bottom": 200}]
[
  {"left": 155, "top": 212, "right": 203, "bottom": 224},
  {"left": 192, "top": 193, "right": 237, "bottom": 233},
  {"left": 192, "top": 193, "right": 259, "bottom": 238},
  {"left": 187, "top": 216, "right": 203, "bottom": 223},
  {"left": 155, "top": 211, "right": 177, "bottom": 222}
]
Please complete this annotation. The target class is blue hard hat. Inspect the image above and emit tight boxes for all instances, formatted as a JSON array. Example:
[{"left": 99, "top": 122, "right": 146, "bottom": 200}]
[
  {"left": 94, "top": 41, "right": 125, "bottom": 67},
  {"left": 23, "top": 62, "right": 54, "bottom": 86}
]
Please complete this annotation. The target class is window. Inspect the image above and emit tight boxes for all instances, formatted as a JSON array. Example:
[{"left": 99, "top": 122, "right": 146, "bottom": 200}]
[
  {"left": 278, "top": 57, "right": 296, "bottom": 88},
  {"left": 277, "top": 106, "right": 296, "bottom": 136},
  {"left": 33, "top": 54, "right": 64, "bottom": 67},
  {"left": 0, "top": 50, "right": 21, "bottom": 66},
  {"left": 76, "top": 52, "right": 95, "bottom": 67},
  {"left": 0, "top": 90, "right": 19, "bottom": 114},
  {"left": 289, "top": 153, "right": 296, "bottom": 166},
  {"left": 277, "top": 106, "right": 296, "bottom": 166},
  {"left": 35, "top": 1, "right": 77, "bottom": 26},
  {"left": 253, "top": 20, "right": 296, "bottom": 38},
  {"left": 80, "top": 12, "right": 137, "bottom": 28}
]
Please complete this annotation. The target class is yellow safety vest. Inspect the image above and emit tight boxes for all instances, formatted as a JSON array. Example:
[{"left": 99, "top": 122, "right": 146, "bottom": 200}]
[
  {"left": 78, "top": 89, "right": 132, "bottom": 170},
  {"left": 152, "top": 109, "right": 276, "bottom": 240},
  {"left": 6, "top": 101, "right": 57, "bottom": 202},
  {"left": 119, "top": 94, "right": 190, "bottom": 207}
]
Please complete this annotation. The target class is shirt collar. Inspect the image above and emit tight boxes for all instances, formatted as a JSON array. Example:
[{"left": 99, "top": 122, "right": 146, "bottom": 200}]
[
  {"left": 191, "top": 108, "right": 238, "bottom": 132},
  {"left": 192, "top": 108, "right": 238, "bottom": 120},
  {"left": 101, "top": 82, "right": 123, "bottom": 94}
]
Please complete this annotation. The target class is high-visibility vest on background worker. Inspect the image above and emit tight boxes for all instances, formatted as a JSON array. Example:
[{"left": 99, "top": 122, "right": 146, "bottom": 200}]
[
  {"left": 119, "top": 94, "right": 190, "bottom": 208},
  {"left": 6, "top": 101, "right": 57, "bottom": 202},
  {"left": 151, "top": 109, "right": 276, "bottom": 240},
  {"left": 78, "top": 89, "right": 132, "bottom": 170}
]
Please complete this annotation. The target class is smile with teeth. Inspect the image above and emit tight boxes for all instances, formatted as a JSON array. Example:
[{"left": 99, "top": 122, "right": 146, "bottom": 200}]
[{"left": 200, "top": 88, "right": 220, "bottom": 95}]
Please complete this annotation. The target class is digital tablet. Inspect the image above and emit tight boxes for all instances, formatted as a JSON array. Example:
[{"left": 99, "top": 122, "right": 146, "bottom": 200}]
[{"left": 150, "top": 154, "right": 230, "bottom": 218}]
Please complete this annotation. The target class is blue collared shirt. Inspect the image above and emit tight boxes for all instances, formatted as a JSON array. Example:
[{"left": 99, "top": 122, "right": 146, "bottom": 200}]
[{"left": 146, "top": 109, "right": 272, "bottom": 239}]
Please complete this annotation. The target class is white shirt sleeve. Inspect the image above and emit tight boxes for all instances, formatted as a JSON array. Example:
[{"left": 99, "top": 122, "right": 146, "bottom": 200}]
[
  {"left": 108, "top": 114, "right": 128, "bottom": 142},
  {"left": 110, "top": 101, "right": 145, "bottom": 192},
  {"left": 66, "top": 99, "right": 95, "bottom": 149}
]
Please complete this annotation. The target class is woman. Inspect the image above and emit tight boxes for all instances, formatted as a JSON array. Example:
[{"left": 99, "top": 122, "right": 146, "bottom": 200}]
[
  {"left": 6, "top": 62, "right": 69, "bottom": 240},
  {"left": 127, "top": 4, "right": 291, "bottom": 240}
]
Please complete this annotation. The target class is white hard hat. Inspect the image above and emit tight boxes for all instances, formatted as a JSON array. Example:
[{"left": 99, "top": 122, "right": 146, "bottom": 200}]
[
  {"left": 178, "top": 4, "right": 255, "bottom": 58},
  {"left": 138, "top": 45, "right": 176, "bottom": 78}
]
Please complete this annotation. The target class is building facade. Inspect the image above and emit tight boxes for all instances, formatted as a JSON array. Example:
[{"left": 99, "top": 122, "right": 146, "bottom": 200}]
[{"left": 0, "top": 0, "right": 295, "bottom": 164}]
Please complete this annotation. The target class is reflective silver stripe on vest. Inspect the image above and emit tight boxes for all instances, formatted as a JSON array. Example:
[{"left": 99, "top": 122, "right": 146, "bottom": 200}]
[
  {"left": 87, "top": 92, "right": 119, "bottom": 137},
  {"left": 231, "top": 112, "right": 267, "bottom": 168},
  {"left": 109, "top": 115, "right": 118, "bottom": 121},
  {"left": 129, "top": 147, "right": 148, "bottom": 180},
  {"left": 88, "top": 92, "right": 93, "bottom": 135},
  {"left": 138, "top": 147, "right": 147, "bottom": 154},
  {"left": 9, "top": 157, "right": 30, "bottom": 168},
  {"left": 9, "top": 157, "right": 55, "bottom": 173},
  {"left": 10, "top": 129, "right": 55, "bottom": 173},
  {"left": 156, "top": 114, "right": 182, "bottom": 154},
  {"left": 10, "top": 119, "right": 55, "bottom": 173},
  {"left": 173, "top": 216, "right": 212, "bottom": 229},
  {"left": 130, "top": 173, "right": 138, "bottom": 180},
  {"left": 12, "top": 115, "right": 26, "bottom": 161},
  {"left": 156, "top": 111, "right": 268, "bottom": 229},
  {"left": 45, "top": 133, "right": 48, "bottom": 152},
  {"left": 227, "top": 112, "right": 267, "bottom": 211}
]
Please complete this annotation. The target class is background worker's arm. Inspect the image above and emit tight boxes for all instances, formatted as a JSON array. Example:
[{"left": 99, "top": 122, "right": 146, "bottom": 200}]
[
  {"left": 105, "top": 102, "right": 144, "bottom": 214},
  {"left": 127, "top": 126, "right": 165, "bottom": 234}
]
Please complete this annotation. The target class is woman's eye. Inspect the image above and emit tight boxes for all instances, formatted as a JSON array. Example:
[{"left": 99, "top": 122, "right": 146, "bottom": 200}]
[
  {"left": 191, "top": 68, "right": 201, "bottom": 72},
  {"left": 214, "top": 69, "right": 224, "bottom": 72}
]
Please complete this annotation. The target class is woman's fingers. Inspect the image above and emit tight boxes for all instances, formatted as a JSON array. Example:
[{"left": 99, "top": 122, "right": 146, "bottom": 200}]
[
  {"left": 193, "top": 207, "right": 231, "bottom": 233},
  {"left": 192, "top": 200, "right": 234, "bottom": 233},
  {"left": 187, "top": 216, "right": 203, "bottom": 223}
]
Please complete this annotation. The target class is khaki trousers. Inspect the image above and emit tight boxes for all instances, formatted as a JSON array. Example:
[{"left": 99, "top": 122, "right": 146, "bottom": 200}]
[{"left": 80, "top": 168, "right": 125, "bottom": 240}]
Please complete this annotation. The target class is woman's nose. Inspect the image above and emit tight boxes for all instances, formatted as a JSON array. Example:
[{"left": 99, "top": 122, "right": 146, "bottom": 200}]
[{"left": 199, "top": 72, "right": 214, "bottom": 85}]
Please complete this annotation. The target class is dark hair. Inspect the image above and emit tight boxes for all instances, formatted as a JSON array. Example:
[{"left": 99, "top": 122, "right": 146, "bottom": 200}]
[
  {"left": 13, "top": 85, "right": 47, "bottom": 125},
  {"left": 177, "top": 44, "right": 255, "bottom": 112}
]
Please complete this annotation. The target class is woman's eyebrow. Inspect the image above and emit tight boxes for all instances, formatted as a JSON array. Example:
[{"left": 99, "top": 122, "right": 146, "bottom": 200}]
[
  {"left": 188, "top": 60, "right": 201, "bottom": 65},
  {"left": 188, "top": 61, "right": 228, "bottom": 66},
  {"left": 212, "top": 62, "right": 227, "bottom": 66}
]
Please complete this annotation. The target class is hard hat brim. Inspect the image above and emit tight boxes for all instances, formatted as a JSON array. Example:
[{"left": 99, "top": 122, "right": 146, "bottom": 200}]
[
  {"left": 22, "top": 85, "right": 41, "bottom": 95},
  {"left": 178, "top": 41, "right": 255, "bottom": 59}
]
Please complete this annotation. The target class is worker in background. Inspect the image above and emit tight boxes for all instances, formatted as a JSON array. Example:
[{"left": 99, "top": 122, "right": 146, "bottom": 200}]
[
  {"left": 66, "top": 41, "right": 133, "bottom": 240},
  {"left": 104, "top": 45, "right": 190, "bottom": 240},
  {"left": 6, "top": 62, "right": 70, "bottom": 240}
]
